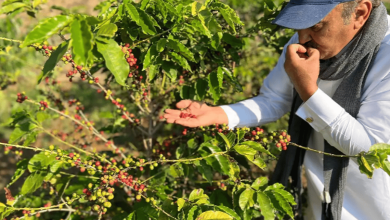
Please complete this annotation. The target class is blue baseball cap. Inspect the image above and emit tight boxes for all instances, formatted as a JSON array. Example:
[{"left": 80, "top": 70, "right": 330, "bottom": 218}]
[{"left": 272, "top": 0, "right": 354, "bottom": 30}]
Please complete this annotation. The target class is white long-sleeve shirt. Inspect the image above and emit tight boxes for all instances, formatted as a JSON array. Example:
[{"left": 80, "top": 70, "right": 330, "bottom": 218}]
[{"left": 220, "top": 15, "right": 390, "bottom": 220}]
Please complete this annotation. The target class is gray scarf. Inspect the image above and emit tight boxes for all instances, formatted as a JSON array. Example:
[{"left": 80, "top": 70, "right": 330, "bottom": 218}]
[{"left": 270, "top": 4, "right": 388, "bottom": 220}]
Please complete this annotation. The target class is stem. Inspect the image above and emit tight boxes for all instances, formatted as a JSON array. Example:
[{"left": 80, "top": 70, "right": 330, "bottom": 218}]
[
  {"left": 41, "top": 128, "right": 92, "bottom": 156},
  {"left": 26, "top": 99, "right": 127, "bottom": 160},
  {"left": 122, "top": 151, "right": 227, "bottom": 172},
  {"left": 59, "top": 171, "right": 100, "bottom": 180},
  {"left": 160, "top": 71, "right": 166, "bottom": 94},
  {"left": 0, "top": 142, "right": 47, "bottom": 152},
  {"left": 79, "top": 110, "right": 127, "bottom": 159},
  {"left": 18, "top": 208, "right": 77, "bottom": 219},
  {"left": 141, "top": 194, "right": 178, "bottom": 220},
  {"left": 0, "top": 37, "right": 23, "bottom": 44},
  {"left": 288, "top": 142, "right": 359, "bottom": 158}
]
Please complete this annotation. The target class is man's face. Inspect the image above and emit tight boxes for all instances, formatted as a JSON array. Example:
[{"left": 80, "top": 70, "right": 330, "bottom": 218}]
[{"left": 297, "top": 4, "right": 357, "bottom": 60}]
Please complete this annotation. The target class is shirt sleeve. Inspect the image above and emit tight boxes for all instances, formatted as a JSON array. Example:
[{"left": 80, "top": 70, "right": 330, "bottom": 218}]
[
  {"left": 220, "top": 34, "right": 298, "bottom": 129},
  {"left": 296, "top": 74, "right": 390, "bottom": 157}
]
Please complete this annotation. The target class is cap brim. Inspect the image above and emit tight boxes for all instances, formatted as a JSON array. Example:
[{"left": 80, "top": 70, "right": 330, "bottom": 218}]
[{"left": 272, "top": 3, "right": 339, "bottom": 30}]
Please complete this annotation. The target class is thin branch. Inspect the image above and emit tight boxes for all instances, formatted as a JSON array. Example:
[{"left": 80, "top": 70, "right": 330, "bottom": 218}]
[
  {"left": 0, "top": 37, "right": 23, "bottom": 44},
  {"left": 288, "top": 142, "right": 359, "bottom": 158}
]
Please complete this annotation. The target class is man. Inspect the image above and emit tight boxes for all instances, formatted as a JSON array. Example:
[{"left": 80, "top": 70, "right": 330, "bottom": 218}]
[{"left": 164, "top": 0, "right": 390, "bottom": 219}]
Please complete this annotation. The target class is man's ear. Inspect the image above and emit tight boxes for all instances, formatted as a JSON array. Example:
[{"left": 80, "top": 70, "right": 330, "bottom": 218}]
[{"left": 353, "top": 0, "right": 372, "bottom": 30}]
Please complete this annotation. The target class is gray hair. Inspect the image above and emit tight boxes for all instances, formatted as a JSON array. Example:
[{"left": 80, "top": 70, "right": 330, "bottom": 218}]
[{"left": 341, "top": 0, "right": 382, "bottom": 24}]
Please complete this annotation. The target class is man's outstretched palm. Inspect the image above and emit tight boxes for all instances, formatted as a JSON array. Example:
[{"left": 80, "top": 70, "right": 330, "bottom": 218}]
[{"left": 163, "top": 100, "right": 228, "bottom": 128}]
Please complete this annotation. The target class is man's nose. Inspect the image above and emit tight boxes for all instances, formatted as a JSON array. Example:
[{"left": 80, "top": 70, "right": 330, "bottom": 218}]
[{"left": 297, "top": 29, "right": 312, "bottom": 45}]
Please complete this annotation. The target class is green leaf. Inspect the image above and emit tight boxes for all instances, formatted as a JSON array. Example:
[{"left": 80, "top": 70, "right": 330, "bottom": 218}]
[
  {"left": 369, "top": 143, "right": 390, "bottom": 152},
  {"left": 137, "top": 8, "right": 157, "bottom": 35},
  {"left": 241, "top": 141, "right": 275, "bottom": 158},
  {"left": 148, "top": 64, "right": 160, "bottom": 81},
  {"left": 264, "top": 0, "right": 275, "bottom": 9},
  {"left": 143, "top": 44, "right": 158, "bottom": 70},
  {"left": 7, "top": 159, "right": 28, "bottom": 188},
  {"left": 166, "top": 39, "right": 195, "bottom": 62},
  {"left": 257, "top": 192, "right": 275, "bottom": 220},
  {"left": 23, "top": 131, "right": 38, "bottom": 146},
  {"left": 96, "top": 23, "right": 118, "bottom": 38},
  {"left": 251, "top": 177, "right": 268, "bottom": 190},
  {"left": 125, "top": 3, "right": 139, "bottom": 23},
  {"left": 96, "top": 39, "right": 129, "bottom": 86},
  {"left": 364, "top": 152, "right": 381, "bottom": 169},
  {"left": 177, "top": 198, "right": 186, "bottom": 211},
  {"left": 50, "top": 160, "right": 63, "bottom": 173},
  {"left": 218, "top": 133, "right": 234, "bottom": 150},
  {"left": 0, "top": 2, "right": 26, "bottom": 14},
  {"left": 191, "top": 2, "right": 204, "bottom": 16},
  {"left": 189, "top": 189, "right": 209, "bottom": 202},
  {"left": 28, "top": 152, "right": 56, "bottom": 172},
  {"left": 195, "top": 160, "right": 213, "bottom": 182},
  {"left": 156, "top": 38, "right": 167, "bottom": 52},
  {"left": 382, "top": 161, "right": 390, "bottom": 176},
  {"left": 20, "top": 171, "right": 45, "bottom": 195},
  {"left": 169, "top": 163, "right": 184, "bottom": 178},
  {"left": 36, "top": 111, "right": 51, "bottom": 123},
  {"left": 187, "top": 206, "right": 198, "bottom": 220},
  {"left": 228, "top": 160, "right": 240, "bottom": 181},
  {"left": 199, "top": 143, "right": 230, "bottom": 175},
  {"left": 211, "top": 32, "right": 223, "bottom": 50},
  {"left": 222, "top": 33, "right": 243, "bottom": 48},
  {"left": 180, "top": 85, "right": 196, "bottom": 100},
  {"left": 187, "top": 138, "right": 198, "bottom": 149},
  {"left": 252, "top": 157, "right": 267, "bottom": 169},
  {"left": 196, "top": 78, "right": 208, "bottom": 100},
  {"left": 38, "top": 41, "right": 69, "bottom": 84},
  {"left": 168, "top": 52, "right": 191, "bottom": 70},
  {"left": 239, "top": 188, "right": 255, "bottom": 210},
  {"left": 159, "top": 199, "right": 178, "bottom": 220},
  {"left": 274, "top": 189, "right": 296, "bottom": 205},
  {"left": 220, "top": 9, "right": 235, "bottom": 34},
  {"left": 273, "top": 191, "right": 294, "bottom": 219},
  {"left": 198, "top": 9, "right": 221, "bottom": 34},
  {"left": 32, "top": 0, "right": 46, "bottom": 8},
  {"left": 21, "top": 15, "right": 73, "bottom": 47},
  {"left": 217, "top": 205, "right": 240, "bottom": 219},
  {"left": 192, "top": 19, "right": 211, "bottom": 38},
  {"left": 0, "top": 206, "right": 14, "bottom": 219},
  {"left": 197, "top": 211, "right": 233, "bottom": 220},
  {"left": 128, "top": 28, "right": 140, "bottom": 41},
  {"left": 358, "top": 155, "right": 374, "bottom": 178},
  {"left": 265, "top": 183, "right": 285, "bottom": 191},
  {"left": 236, "top": 130, "right": 246, "bottom": 144},
  {"left": 162, "top": 61, "right": 178, "bottom": 80},
  {"left": 71, "top": 19, "right": 93, "bottom": 67},
  {"left": 234, "top": 145, "right": 257, "bottom": 157},
  {"left": 222, "top": 67, "right": 243, "bottom": 92},
  {"left": 208, "top": 69, "right": 223, "bottom": 104},
  {"left": 125, "top": 212, "right": 135, "bottom": 220},
  {"left": 139, "top": 0, "right": 149, "bottom": 9},
  {"left": 9, "top": 122, "right": 37, "bottom": 144}
]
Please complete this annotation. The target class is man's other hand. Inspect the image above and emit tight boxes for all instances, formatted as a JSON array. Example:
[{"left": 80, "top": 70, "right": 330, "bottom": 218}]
[
  {"left": 284, "top": 44, "right": 320, "bottom": 101},
  {"left": 163, "top": 100, "right": 229, "bottom": 128}
]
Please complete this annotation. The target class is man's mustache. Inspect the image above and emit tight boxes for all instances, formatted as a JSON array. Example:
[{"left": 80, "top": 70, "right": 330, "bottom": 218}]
[{"left": 303, "top": 41, "right": 319, "bottom": 49}]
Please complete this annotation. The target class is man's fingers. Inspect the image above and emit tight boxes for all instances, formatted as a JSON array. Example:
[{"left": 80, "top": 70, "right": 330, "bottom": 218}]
[
  {"left": 176, "top": 100, "right": 194, "bottom": 109},
  {"left": 164, "top": 109, "right": 181, "bottom": 116},
  {"left": 307, "top": 47, "right": 320, "bottom": 60},
  {"left": 288, "top": 44, "right": 307, "bottom": 55},
  {"left": 174, "top": 118, "right": 199, "bottom": 128}
]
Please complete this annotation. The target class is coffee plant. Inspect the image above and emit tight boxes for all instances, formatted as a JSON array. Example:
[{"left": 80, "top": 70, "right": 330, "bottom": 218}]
[{"left": 1, "top": 0, "right": 390, "bottom": 219}]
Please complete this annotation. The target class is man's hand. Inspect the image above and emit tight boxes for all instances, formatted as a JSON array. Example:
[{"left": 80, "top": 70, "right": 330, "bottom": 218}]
[
  {"left": 284, "top": 44, "right": 320, "bottom": 101},
  {"left": 163, "top": 100, "right": 228, "bottom": 128}
]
